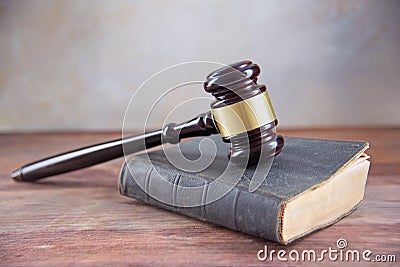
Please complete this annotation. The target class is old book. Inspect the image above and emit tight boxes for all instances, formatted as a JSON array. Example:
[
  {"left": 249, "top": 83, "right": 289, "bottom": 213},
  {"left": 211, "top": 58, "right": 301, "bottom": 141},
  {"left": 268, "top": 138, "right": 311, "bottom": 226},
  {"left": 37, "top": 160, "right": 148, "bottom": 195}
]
[{"left": 118, "top": 136, "right": 370, "bottom": 244}]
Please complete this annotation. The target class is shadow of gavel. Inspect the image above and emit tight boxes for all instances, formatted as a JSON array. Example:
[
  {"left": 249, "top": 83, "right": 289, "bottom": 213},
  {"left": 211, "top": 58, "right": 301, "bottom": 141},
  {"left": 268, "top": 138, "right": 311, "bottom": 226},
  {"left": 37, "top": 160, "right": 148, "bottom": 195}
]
[{"left": 12, "top": 60, "right": 284, "bottom": 182}]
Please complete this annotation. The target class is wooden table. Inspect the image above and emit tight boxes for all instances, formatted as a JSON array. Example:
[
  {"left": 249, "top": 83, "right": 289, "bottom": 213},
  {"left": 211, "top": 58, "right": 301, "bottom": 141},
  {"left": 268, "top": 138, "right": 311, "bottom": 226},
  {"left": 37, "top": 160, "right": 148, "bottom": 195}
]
[{"left": 0, "top": 128, "right": 399, "bottom": 266}]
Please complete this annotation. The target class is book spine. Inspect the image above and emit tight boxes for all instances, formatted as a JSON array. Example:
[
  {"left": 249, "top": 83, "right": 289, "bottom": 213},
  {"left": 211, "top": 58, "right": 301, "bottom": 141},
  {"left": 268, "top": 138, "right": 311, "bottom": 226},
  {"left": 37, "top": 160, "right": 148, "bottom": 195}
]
[{"left": 118, "top": 159, "right": 284, "bottom": 243}]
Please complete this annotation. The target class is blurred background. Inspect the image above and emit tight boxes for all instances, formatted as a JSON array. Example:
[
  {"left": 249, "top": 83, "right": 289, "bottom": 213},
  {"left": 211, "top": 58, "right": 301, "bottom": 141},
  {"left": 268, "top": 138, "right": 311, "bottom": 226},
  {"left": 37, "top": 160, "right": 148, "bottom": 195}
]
[{"left": 1, "top": 0, "right": 399, "bottom": 132}]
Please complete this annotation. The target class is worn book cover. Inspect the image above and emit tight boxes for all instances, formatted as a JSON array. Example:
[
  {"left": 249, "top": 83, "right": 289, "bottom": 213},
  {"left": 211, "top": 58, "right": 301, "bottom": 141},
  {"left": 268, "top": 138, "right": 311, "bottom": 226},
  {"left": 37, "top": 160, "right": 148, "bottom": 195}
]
[{"left": 119, "top": 136, "right": 370, "bottom": 244}]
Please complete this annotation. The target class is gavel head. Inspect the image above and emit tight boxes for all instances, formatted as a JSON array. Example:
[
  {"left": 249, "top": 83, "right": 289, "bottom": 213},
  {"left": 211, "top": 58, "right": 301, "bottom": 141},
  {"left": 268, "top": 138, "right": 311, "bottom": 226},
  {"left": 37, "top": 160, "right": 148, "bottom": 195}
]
[{"left": 204, "top": 60, "right": 284, "bottom": 164}]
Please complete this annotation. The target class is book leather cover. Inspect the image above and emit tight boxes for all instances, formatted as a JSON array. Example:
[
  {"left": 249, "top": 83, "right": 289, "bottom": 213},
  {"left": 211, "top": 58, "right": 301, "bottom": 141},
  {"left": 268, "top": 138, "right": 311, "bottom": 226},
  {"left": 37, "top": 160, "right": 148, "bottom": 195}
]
[{"left": 119, "top": 136, "right": 369, "bottom": 244}]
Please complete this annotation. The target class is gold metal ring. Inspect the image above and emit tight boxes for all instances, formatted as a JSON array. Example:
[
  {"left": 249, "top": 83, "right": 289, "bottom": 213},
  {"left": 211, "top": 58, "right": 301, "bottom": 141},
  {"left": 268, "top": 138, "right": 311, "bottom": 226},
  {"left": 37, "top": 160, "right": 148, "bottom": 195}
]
[{"left": 211, "top": 91, "right": 277, "bottom": 137}]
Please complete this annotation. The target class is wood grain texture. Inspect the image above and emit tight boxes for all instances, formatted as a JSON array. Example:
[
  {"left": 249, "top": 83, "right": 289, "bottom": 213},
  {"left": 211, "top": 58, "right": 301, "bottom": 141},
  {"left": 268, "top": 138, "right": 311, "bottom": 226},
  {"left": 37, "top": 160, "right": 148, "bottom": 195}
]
[{"left": 0, "top": 129, "right": 399, "bottom": 266}]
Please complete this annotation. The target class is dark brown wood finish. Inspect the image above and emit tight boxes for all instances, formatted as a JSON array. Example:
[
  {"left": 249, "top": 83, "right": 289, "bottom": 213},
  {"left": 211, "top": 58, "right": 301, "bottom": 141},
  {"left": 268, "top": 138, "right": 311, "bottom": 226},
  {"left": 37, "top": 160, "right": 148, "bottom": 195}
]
[
  {"left": 11, "top": 113, "right": 218, "bottom": 182},
  {"left": 204, "top": 60, "right": 284, "bottom": 164},
  {"left": 11, "top": 61, "right": 284, "bottom": 182},
  {"left": 0, "top": 128, "right": 399, "bottom": 266}
]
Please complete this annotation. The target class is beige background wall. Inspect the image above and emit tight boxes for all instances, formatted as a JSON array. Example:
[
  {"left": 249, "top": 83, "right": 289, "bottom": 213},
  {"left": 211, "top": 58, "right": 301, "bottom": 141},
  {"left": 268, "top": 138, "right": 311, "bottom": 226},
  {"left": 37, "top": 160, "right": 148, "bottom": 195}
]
[{"left": 1, "top": 0, "right": 399, "bottom": 131}]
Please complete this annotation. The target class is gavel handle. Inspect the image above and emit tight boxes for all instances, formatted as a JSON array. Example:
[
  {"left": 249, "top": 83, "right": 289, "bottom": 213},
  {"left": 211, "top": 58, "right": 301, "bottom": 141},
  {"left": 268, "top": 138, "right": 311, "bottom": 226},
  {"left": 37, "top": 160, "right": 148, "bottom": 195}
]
[
  {"left": 11, "top": 131, "right": 162, "bottom": 182},
  {"left": 12, "top": 112, "right": 217, "bottom": 182}
]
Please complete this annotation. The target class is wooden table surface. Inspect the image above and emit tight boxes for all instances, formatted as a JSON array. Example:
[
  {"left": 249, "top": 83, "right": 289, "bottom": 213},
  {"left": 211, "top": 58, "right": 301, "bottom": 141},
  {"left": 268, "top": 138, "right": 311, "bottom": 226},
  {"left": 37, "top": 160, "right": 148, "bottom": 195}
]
[{"left": 0, "top": 128, "right": 399, "bottom": 266}]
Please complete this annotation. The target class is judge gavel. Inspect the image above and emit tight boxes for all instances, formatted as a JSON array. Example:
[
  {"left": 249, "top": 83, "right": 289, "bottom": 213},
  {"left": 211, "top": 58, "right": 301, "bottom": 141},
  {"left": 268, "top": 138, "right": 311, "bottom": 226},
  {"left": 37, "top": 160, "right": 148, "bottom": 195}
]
[{"left": 12, "top": 60, "right": 284, "bottom": 182}]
